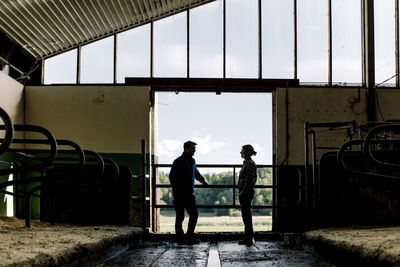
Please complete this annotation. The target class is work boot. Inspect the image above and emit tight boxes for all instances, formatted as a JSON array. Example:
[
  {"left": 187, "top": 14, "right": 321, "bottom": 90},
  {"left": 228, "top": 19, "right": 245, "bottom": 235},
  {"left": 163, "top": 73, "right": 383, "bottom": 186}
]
[
  {"left": 176, "top": 235, "right": 186, "bottom": 245},
  {"left": 238, "top": 238, "right": 255, "bottom": 246},
  {"left": 177, "top": 238, "right": 187, "bottom": 245},
  {"left": 186, "top": 237, "right": 201, "bottom": 245},
  {"left": 186, "top": 234, "right": 201, "bottom": 245}
]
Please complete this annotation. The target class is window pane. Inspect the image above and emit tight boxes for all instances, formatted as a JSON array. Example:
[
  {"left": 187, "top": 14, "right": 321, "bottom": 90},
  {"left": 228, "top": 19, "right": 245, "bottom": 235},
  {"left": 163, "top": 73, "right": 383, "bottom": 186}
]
[
  {"left": 81, "top": 36, "right": 114, "bottom": 83},
  {"left": 332, "top": 0, "right": 362, "bottom": 84},
  {"left": 117, "top": 24, "right": 150, "bottom": 83},
  {"left": 2, "top": 65, "right": 9, "bottom": 75},
  {"left": 226, "top": 0, "right": 258, "bottom": 78},
  {"left": 44, "top": 49, "right": 77, "bottom": 84},
  {"left": 190, "top": 0, "right": 223, "bottom": 78},
  {"left": 375, "top": 0, "right": 396, "bottom": 86},
  {"left": 154, "top": 12, "right": 187, "bottom": 77},
  {"left": 298, "top": 0, "right": 328, "bottom": 83},
  {"left": 262, "top": 0, "right": 294, "bottom": 78}
]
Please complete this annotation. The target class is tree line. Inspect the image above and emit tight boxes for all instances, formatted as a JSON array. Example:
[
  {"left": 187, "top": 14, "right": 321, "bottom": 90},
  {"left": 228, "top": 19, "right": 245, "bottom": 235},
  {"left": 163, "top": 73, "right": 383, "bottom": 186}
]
[{"left": 158, "top": 167, "right": 273, "bottom": 216}]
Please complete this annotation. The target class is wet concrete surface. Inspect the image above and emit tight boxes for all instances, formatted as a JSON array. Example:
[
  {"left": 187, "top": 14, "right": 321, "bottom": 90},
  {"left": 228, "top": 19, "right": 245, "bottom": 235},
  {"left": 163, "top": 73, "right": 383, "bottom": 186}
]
[{"left": 97, "top": 240, "right": 332, "bottom": 267}]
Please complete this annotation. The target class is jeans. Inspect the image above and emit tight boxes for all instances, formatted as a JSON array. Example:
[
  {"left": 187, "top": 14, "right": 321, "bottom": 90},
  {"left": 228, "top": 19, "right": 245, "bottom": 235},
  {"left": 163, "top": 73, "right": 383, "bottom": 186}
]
[
  {"left": 239, "top": 188, "right": 254, "bottom": 240},
  {"left": 173, "top": 193, "right": 198, "bottom": 240}
]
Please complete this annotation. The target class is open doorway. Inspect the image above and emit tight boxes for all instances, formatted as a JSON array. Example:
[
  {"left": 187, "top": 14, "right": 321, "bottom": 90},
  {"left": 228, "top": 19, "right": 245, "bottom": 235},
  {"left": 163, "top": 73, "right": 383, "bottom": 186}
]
[{"left": 154, "top": 92, "right": 273, "bottom": 232}]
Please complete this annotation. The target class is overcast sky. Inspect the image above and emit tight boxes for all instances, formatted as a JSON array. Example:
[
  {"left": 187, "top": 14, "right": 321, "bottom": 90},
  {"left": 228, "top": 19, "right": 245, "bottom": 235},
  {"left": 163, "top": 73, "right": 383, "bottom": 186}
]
[{"left": 156, "top": 92, "right": 272, "bottom": 166}]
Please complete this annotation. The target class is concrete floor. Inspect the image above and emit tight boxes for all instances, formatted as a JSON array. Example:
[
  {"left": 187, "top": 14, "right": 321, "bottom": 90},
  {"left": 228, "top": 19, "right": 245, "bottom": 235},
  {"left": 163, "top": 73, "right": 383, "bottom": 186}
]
[
  {"left": 3, "top": 216, "right": 399, "bottom": 266},
  {"left": 97, "top": 240, "right": 331, "bottom": 266}
]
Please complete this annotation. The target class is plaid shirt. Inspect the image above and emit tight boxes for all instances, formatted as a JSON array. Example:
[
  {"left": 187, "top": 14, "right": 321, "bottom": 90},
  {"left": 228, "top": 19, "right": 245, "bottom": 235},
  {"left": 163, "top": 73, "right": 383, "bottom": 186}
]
[{"left": 238, "top": 159, "right": 257, "bottom": 189}]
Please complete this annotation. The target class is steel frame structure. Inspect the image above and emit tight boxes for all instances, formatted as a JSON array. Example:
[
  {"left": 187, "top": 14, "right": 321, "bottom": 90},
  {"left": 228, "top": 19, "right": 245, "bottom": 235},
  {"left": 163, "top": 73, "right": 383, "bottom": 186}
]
[{"left": 42, "top": 0, "right": 393, "bottom": 90}]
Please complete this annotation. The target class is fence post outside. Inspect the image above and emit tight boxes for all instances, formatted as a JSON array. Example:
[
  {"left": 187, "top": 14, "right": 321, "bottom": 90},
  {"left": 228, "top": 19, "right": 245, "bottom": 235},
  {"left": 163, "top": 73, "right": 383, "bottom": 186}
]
[{"left": 233, "top": 167, "right": 236, "bottom": 206}]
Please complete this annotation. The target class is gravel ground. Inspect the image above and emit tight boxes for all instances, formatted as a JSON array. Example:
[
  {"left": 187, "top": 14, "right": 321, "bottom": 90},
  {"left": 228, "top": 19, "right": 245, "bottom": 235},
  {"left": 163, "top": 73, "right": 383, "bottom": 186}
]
[{"left": 0, "top": 216, "right": 144, "bottom": 267}]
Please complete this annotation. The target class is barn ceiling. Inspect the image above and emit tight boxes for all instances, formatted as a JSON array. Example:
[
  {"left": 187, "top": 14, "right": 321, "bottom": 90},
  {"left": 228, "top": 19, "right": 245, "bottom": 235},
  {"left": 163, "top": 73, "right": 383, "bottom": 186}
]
[{"left": 0, "top": 0, "right": 214, "bottom": 60}]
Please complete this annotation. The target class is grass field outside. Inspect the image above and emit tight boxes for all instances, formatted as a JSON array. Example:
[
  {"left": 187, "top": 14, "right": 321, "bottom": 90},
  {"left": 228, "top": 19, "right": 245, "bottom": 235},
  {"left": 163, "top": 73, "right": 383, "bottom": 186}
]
[{"left": 159, "top": 214, "right": 272, "bottom": 233}]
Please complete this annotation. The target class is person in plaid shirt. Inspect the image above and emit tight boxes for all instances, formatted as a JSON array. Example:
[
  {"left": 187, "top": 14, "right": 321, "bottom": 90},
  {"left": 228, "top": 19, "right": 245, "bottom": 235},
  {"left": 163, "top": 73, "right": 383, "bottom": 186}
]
[{"left": 238, "top": 144, "right": 258, "bottom": 246}]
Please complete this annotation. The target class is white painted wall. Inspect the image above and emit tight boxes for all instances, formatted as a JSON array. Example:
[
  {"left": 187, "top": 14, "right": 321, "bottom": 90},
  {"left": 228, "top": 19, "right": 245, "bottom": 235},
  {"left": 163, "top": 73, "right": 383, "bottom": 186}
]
[
  {"left": 0, "top": 72, "right": 24, "bottom": 217},
  {"left": 25, "top": 85, "right": 151, "bottom": 153},
  {"left": 0, "top": 71, "right": 24, "bottom": 124},
  {"left": 274, "top": 87, "right": 369, "bottom": 165},
  {"left": 16, "top": 84, "right": 400, "bottom": 166},
  {"left": 375, "top": 88, "right": 400, "bottom": 121}
]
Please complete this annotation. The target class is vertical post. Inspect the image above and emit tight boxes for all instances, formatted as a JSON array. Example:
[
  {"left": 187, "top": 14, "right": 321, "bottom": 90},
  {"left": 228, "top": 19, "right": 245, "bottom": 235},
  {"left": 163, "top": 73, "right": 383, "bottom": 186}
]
[
  {"left": 50, "top": 194, "right": 56, "bottom": 226},
  {"left": 113, "top": 33, "right": 117, "bottom": 84},
  {"left": 364, "top": 0, "right": 376, "bottom": 121},
  {"left": 293, "top": 0, "right": 297, "bottom": 79},
  {"left": 258, "top": 0, "right": 262, "bottom": 79},
  {"left": 304, "top": 122, "right": 309, "bottom": 228},
  {"left": 223, "top": 0, "right": 226, "bottom": 78},
  {"left": 361, "top": 0, "right": 366, "bottom": 86},
  {"left": 311, "top": 130, "right": 317, "bottom": 225},
  {"left": 25, "top": 196, "right": 31, "bottom": 228},
  {"left": 141, "top": 139, "right": 146, "bottom": 229},
  {"left": 233, "top": 167, "right": 236, "bottom": 206},
  {"left": 40, "top": 58, "right": 45, "bottom": 84},
  {"left": 151, "top": 156, "right": 157, "bottom": 232},
  {"left": 76, "top": 45, "right": 81, "bottom": 84},
  {"left": 187, "top": 9, "right": 190, "bottom": 78},
  {"left": 396, "top": 0, "right": 399, "bottom": 87},
  {"left": 150, "top": 21, "right": 154, "bottom": 78},
  {"left": 272, "top": 166, "right": 277, "bottom": 231},
  {"left": 15, "top": 172, "right": 20, "bottom": 218},
  {"left": 328, "top": 0, "right": 332, "bottom": 85}
]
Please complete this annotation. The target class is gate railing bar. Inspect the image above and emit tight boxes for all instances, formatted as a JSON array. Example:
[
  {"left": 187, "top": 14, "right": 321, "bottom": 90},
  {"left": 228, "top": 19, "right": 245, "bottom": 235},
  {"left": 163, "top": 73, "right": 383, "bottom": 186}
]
[
  {"left": 304, "top": 120, "right": 359, "bottom": 228},
  {"left": 363, "top": 124, "right": 400, "bottom": 169},
  {"left": 150, "top": 163, "right": 304, "bottom": 231},
  {"left": 141, "top": 139, "right": 146, "bottom": 229}
]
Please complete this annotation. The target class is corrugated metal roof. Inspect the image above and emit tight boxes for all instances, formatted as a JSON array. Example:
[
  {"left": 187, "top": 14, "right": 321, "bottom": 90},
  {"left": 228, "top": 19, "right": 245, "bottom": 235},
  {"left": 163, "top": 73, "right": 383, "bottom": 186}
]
[{"left": 0, "top": 0, "right": 214, "bottom": 59}]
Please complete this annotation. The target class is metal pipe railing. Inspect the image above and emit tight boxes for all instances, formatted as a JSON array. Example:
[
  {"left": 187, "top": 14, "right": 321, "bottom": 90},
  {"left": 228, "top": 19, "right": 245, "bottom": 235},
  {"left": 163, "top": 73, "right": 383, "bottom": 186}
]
[
  {"left": 0, "top": 124, "right": 58, "bottom": 176},
  {"left": 337, "top": 139, "right": 364, "bottom": 173},
  {"left": 0, "top": 107, "right": 13, "bottom": 155},
  {"left": 304, "top": 120, "right": 359, "bottom": 228},
  {"left": 82, "top": 150, "right": 104, "bottom": 179},
  {"left": 24, "top": 150, "right": 116, "bottom": 228},
  {"left": 363, "top": 124, "right": 400, "bottom": 169},
  {"left": 102, "top": 158, "right": 120, "bottom": 182},
  {"left": 141, "top": 139, "right": 146, "bottom": 229},
  {"left": 0, "top": 139, "right": 85, "bottom": 227},
  {"left": 337, "top": 138, "right": 400, "bottom": 181},
  {"left": 150, "top": 163, "right": 304, "bottom": 231}
]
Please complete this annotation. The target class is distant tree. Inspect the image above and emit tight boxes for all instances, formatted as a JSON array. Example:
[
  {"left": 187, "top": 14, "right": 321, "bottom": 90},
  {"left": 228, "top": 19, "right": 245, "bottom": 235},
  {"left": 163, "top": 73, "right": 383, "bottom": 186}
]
[{"left": 157, "top": 167, "right": 273, "bottom": 216}]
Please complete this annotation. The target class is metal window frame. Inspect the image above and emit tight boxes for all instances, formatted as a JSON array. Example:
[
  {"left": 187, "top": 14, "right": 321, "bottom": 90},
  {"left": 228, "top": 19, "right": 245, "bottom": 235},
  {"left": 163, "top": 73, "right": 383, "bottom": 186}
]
[
  {"left": 294, "top": 0, "right": 298, "bottom": 80},
  {"left": 396, "top": 0, "right": 399, "bottom": 87},
  {"left": 54, "top": 0, "right": 382, "bottom": 90},
  {"left": 187, "top": 9, "right": 190, "bottom": 78},
  {"left": 223, "top": 0, "right": 226, "bottom": 79},
  {"left": 328, "top": 0, "right": 332, "bottom": 86},
  {"left": 113, "top": 33, "right": 117, "bottom": 84},
  {"left": 258, "top": 0, "right": 262, "bottom": 79}
]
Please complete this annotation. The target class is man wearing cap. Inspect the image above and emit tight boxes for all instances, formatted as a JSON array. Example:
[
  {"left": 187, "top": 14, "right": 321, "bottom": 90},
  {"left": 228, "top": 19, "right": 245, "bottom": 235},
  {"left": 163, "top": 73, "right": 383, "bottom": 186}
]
[{"left": 169, "top": 141, "right": 208, "bottom": 245}]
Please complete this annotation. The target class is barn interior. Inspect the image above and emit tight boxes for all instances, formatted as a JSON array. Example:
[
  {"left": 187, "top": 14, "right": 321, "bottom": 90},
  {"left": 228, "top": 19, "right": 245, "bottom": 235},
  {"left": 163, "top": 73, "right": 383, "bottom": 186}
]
[{"left": 1, "top": 0, "right": 400, "bottom": 265}]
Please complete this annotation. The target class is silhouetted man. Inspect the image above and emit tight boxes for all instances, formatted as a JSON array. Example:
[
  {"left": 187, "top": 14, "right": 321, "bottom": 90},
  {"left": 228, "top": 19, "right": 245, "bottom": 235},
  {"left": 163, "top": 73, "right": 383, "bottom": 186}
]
[{"left": 169, "top": 141, "right": 208, "bottom": 245}]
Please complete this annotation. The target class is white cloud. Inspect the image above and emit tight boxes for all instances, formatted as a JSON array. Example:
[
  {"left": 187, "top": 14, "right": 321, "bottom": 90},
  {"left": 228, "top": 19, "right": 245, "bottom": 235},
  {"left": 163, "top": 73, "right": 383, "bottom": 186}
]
[
  {"left": 158, "top": 139, "right": 182, "bottom": 157},
  {"left": 192, "top": 135, "right": 226, "bottom": 155},
  {"left": 157, "top": 135, "right": 226, "bottom": 158}
]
